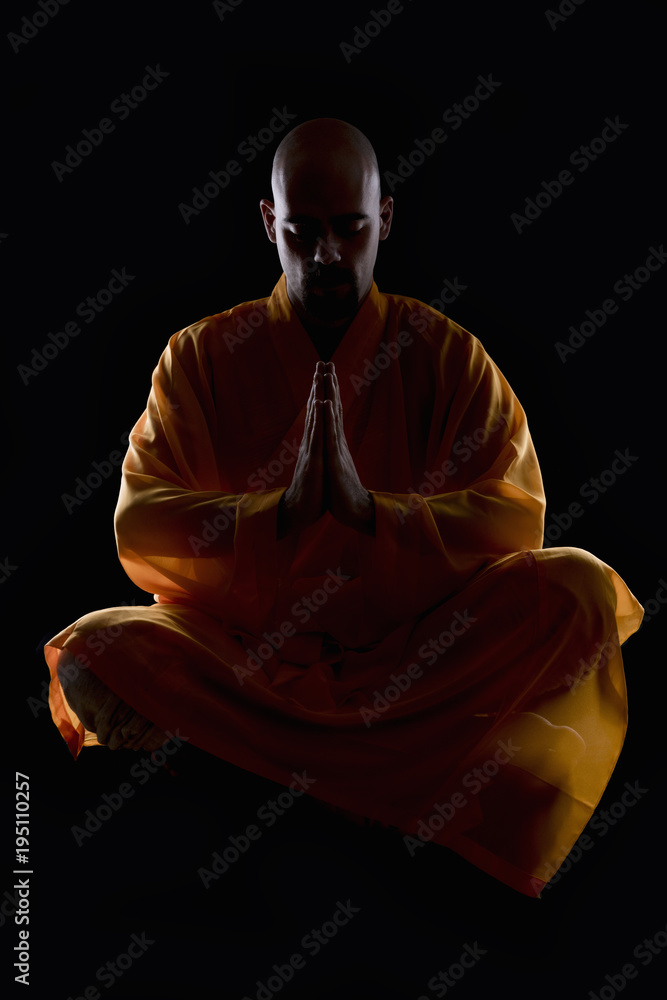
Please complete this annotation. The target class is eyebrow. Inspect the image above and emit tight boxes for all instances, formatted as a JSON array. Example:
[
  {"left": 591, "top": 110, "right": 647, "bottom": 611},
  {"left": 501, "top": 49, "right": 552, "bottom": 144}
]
[{"left": 285, "top": 213, "right": 370, "bottom": 224}]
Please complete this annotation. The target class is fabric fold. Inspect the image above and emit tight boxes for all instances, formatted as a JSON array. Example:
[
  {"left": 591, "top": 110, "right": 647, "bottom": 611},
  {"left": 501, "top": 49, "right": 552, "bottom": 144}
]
[{"left": 43, "top": 273, "right": 644, "bottom": 896}]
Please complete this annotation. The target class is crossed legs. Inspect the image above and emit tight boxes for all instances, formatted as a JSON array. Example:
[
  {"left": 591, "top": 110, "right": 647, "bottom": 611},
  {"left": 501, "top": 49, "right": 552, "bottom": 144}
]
[{"left": 56, "top": 648, "right": 168, "bottom": 751}]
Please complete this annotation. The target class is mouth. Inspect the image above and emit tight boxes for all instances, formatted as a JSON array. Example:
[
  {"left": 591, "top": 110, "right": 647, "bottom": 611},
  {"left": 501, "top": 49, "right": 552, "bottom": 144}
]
[{"left": 311, "top": 281, "right": 349, "bottom": 293}]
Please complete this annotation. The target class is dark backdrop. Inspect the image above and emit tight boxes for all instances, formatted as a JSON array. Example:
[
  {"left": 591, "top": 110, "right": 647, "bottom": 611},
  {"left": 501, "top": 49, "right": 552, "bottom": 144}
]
[{"left": 3, "top": 1, "right": 664, "bottom": 997}]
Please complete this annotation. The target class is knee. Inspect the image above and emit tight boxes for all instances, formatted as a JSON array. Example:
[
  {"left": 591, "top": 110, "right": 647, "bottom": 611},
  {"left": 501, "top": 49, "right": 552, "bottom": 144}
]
[
  {"left": 56, "top": 648, "right": 110, "bottom": 733},
  {"left": 536, "top": 546, "right": 612, "bottom": 596},
  {"left": 56, "top": 648, "right": 89, "bottom": 688},
  {"left": 533, "top": 547, "right": 618, "bottom": 634}
]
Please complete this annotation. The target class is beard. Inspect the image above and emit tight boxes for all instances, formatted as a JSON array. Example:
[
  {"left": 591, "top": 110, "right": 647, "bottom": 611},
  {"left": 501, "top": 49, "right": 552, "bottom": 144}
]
[{"left": 301, "top": 268, "right": 360, "bottom": 324}]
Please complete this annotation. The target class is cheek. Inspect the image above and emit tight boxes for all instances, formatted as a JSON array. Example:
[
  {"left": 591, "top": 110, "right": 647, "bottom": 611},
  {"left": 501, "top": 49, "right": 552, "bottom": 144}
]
[
  {"left": 351, "top": 237, "right": 377, "bottom": 269},
  {"left": 283, "top": 243, "right": 319, "bottom": 274},
  {"left": 276, "top": 239, "right": 301, "bottom": 269}
]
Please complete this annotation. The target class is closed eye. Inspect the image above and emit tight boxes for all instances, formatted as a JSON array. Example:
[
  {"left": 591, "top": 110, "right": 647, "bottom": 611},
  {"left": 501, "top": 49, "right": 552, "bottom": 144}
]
[{"left": 288, "top": 227, "right": 365, "bottom": 241}]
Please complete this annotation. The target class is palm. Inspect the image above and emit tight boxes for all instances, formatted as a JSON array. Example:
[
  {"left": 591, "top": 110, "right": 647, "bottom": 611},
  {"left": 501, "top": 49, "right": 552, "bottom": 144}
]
[
  {"left": 322, "top": 366, "right": 371, "bottom": 529},
  {"left": 278, "top": 361, "right": 374, "bottom": 537}
]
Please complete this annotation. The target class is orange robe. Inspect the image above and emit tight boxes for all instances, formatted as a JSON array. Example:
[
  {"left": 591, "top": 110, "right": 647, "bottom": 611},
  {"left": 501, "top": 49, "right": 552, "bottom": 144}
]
[{"left": 44, "top": 273, "right": 644, "bottom": 896}]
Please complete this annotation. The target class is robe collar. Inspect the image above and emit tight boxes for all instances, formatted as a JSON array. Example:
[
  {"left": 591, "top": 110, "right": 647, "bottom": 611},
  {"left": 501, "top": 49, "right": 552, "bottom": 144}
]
[{"left": 265, "top": 272, "right": 389, "bottom": 414}]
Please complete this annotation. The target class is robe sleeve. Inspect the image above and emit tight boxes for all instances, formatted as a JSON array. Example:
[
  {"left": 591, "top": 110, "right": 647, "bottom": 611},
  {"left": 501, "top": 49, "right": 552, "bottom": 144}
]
[
  {"left": 113, "top": 325, "right": 287, "bottom": 630},
  {"left": 359, "top": 327, "right": 546, "bottom": 622}
]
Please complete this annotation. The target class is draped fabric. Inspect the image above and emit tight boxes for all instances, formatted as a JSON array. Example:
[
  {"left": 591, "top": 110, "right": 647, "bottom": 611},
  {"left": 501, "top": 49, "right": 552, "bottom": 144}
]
[{"left": 44, "top": 274, "right": 643, "bottom": 895}]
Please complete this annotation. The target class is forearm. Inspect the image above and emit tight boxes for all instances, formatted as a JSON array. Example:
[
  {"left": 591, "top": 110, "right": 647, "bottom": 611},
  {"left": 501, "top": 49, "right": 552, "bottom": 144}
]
[{"left": 115, "top": 484, "right": 245, "bottom": 558}]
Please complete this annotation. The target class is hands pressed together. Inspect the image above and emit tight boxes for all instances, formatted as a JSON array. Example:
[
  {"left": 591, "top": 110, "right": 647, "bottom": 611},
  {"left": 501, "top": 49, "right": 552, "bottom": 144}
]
[{"left": 277, "top": 361, "right": 375, "bottom": 538}]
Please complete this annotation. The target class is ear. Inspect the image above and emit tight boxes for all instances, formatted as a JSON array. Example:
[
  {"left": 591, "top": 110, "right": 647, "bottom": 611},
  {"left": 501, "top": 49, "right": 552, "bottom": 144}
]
[
  {"left": 259, "top": 199, "right": 277, "bottom": 243},
  {"left": 378, "top": 195, "right": 393, "bottom": 241}
]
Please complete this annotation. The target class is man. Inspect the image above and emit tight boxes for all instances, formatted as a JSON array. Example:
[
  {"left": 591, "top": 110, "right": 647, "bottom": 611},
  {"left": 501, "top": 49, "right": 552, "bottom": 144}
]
[{"left": 45, "top": 118, "right": 643, "bottom": 896}]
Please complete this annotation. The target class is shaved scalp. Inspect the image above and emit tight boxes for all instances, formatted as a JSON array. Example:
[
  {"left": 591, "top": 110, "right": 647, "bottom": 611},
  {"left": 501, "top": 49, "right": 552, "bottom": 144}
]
[{"left": 271, "top": 118, "right": 381, "bottom": 200}]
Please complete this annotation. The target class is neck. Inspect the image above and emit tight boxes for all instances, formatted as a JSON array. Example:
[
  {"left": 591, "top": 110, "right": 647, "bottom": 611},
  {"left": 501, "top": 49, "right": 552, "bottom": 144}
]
[
  {"left": 298, "top": 315, "right": 351, "bottom": 360},
  {"left": 291, "top": 300, "right": 355, "bottom": 361}
]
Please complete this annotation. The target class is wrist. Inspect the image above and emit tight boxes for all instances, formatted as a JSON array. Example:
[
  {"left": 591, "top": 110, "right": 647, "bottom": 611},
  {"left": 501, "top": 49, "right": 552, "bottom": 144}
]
[
  {"left": 356, "top": 490, "right": 376, "bottom": 536},
  {"left": 277, "top": 492, "right": 293, "bottom": 540}
]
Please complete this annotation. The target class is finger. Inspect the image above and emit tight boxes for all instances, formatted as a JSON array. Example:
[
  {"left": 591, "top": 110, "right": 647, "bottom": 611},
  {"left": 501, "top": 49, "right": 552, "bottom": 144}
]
[
  {"left": 324, "top": 365, "right": 341, "bottom": 406},
  {"left": 138, "top": 726, "right": 170, "bottom": 752},
  {"left": 315, "top": 360, "right": 327, "bottom": 392},
  {"left": 330, "top": 367, "right": 343, "bottom": 419},
  {"left": 93, "top": 694, "right": 128, "bottom": 747},
  {"left": 120, "top": 717, "right": 166, "bottom": 752},
  {"left": 314, "top": 367, "right": 325, "bottom": 401},
  {"left": 323, "top": 370, "right": 335, "bottom": 406},
  {"left": 104, "top": 702, "right": 151, "bottom": 751},
  {"left": 304, "top": 368, "right": 323, "bottom": 439},
  {"left": 323, "top": 398, "right": 337, "bottom": 453},
  {"left": 312, "top": 397, "right": 324, "bottom": 432},
  {"left": 325, "top": 373, "right": 343, "bottom": 432}
]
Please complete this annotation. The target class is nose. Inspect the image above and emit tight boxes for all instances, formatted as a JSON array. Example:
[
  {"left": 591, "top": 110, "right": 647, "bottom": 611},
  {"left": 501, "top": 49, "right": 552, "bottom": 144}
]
[{"left": 313, "top": 232, "right": 342, "bottom": 265}]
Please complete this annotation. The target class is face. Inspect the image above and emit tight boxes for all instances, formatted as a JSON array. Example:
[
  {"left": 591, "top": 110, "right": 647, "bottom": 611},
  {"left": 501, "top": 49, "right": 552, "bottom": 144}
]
[{"left": 260, "top": 152, "right": 393, "bottom": 329}]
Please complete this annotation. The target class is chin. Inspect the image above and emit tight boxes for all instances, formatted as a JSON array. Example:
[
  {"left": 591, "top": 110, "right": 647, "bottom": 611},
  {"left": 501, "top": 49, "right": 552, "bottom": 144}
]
[{"left": 302, "top": 286, "right": 360, "bottom": 325}]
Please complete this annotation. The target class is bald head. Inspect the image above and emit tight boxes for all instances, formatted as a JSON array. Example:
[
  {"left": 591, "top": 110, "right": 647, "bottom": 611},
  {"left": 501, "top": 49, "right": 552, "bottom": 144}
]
[
  {"left": 260, "top": 118, "right": 393, "bottom": 340},
  {"left": 271, "top": 118, "right": 381, "bottom": 202}
]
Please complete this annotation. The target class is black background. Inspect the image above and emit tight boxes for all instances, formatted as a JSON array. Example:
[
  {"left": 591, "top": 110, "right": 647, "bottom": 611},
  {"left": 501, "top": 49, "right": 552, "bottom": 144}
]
[{"left": 3, "top": 1, "right": 665, "bottom": 997}]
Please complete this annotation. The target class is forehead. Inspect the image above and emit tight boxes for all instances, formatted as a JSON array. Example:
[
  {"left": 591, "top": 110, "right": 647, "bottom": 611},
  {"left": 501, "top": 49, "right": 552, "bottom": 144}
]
[{"left": 274, "top": 152, "right": 378, "bottom": 218}]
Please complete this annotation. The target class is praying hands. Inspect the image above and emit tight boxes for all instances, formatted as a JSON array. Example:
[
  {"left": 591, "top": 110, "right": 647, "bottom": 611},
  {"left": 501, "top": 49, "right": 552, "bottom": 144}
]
[{"left": 277, "top": 361, "right": 376, "bottom": 538}]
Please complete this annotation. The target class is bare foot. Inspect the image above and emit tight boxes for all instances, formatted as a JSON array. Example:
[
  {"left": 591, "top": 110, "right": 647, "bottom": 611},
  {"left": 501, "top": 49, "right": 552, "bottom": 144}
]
[{"left": 56, "top": 649, "right": 168, "bottom": 751}]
